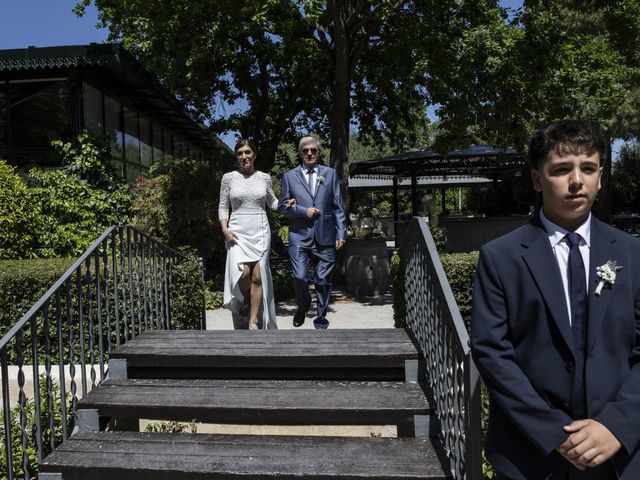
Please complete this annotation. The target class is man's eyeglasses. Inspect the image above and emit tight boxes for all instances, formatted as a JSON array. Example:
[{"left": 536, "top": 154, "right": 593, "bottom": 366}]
[{"left": 302, "top": 148, "right": 318, "bottom": 154}]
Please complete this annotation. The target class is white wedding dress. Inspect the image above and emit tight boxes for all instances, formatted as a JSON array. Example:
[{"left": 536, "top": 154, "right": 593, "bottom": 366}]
[{"left": 218, "top": 170, "right": 278, "bottom": 329}]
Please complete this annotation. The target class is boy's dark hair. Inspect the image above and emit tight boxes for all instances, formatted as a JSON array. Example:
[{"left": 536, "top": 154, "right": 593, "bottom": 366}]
[{"left": 528, "top": 120, "right": 606, "bottom": 169}]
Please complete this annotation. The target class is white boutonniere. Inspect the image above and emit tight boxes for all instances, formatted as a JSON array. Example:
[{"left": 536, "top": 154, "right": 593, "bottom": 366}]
[
  {"left": 317, "top": 175, "right": 325, "bottom": 184},
  {"left": 595, "top": 260, "right": 622, "bottom": 296}
]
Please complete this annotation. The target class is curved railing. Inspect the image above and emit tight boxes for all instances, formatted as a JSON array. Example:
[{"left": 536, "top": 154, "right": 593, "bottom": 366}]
[
  {"left": 399, "top": 217, "right": 482, "bottom": 480},
  {"left": 0, "top": 226, "right": 182, "bottom": 479}
]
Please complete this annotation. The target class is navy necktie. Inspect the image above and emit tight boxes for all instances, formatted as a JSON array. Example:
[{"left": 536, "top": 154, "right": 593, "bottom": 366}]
[
  {"left": 307, "top": 168, "right": 315, "bottom": 195},
  {"left": 566, "top": 232, "right": 587, "bottom": 418}
]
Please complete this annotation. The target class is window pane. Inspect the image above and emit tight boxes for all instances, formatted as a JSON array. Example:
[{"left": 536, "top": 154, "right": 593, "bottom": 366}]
[
  {"left": 174, "top": 137, "right": 185, "bottom": 158},
  {"left": 163, "top": 133, "right": 173, "bottom": 161},
  {"left": 104, "top": 94, "right": 124, "bottom": 178},
  {"left": 83, "top": 82, "right": 103, "bottom": 136},
  {"left": 152, "top": 123, "right": 163, "bottom": 163},
  {"left": 0, "top": 84, "right": 7, "bottom": 151},
  {"left": 139, "top": 116, "right": 152, "bottom": 170},
  {"left": 123, "top": 106, "right": 140, "bottom": 183},
  {"left": 10, "top": 80, "right": 73, "bottom": 158}
]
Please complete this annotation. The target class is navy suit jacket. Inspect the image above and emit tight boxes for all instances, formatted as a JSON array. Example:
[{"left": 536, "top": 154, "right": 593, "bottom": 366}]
[
  {"left": 277, "top": 164, "right": 346, "bottom": 247},
  {"left": 471, "top": 216, "right": 640, "bottom": 479}
]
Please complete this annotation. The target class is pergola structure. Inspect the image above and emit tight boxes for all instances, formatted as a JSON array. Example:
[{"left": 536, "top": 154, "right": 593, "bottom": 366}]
[{"left": 349, "top": 145, "right": 528, "bottom": 230}]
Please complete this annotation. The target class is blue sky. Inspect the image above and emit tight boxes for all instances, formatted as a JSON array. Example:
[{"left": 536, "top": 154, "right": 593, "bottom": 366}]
[{"left": 0, "top": 1, "right": 108, "bottom": 49}]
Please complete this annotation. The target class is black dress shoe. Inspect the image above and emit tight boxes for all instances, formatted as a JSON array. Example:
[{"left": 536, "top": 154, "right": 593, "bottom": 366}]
[
  {"left": 293, "top": 309, "right": 306, "bottom": 327},
  {"left": 313, "top": 318, "right": 329, "bottom": 330}
]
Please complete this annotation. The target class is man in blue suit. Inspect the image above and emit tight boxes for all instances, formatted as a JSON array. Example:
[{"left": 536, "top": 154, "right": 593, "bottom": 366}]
[
  {"left": 471, "top": 120, "right": 640, "bottom": 479},
  {"left": 278, "top": 136, "right": 347, "bottom": 329}
]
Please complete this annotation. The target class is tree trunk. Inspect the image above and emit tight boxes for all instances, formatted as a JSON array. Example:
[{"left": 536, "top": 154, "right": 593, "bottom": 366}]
[
  {"left": 328, "top": 0, "right": 352, "bottom": 209},
  {"left": 596, "top": 138, "right": 613, "bottom": 223}
]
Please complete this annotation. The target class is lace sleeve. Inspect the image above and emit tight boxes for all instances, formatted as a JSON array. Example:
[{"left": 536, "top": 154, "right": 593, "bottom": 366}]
[
  {"left": 265, "top": 174, "right": 278, "bottom": 211},
  {"left": 218, "top": 173, "right": 232, "bottom": 220}
]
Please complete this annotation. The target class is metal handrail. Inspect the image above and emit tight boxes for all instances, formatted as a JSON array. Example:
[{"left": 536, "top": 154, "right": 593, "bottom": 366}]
[
  {"left": 399, "top": 217, "right": 482, "bottom": 480},
  {"left": 0, "top": 225, "right": 183, "bottom": 479}
]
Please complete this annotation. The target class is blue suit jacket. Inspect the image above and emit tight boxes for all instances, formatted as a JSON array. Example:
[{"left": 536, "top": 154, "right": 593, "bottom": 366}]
[
  {"left": 471, "top": 216, "right": 640, "bottom": 479},
  {"left": 278, "top": 164, "right": 346, "bottom": 247}
]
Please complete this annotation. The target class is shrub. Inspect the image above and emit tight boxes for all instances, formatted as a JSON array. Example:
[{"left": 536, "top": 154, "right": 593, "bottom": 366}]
[
  {"left": 391, "top": 249, "right": 478, "bottom": 330},
  {"left": 28, "top": 168, "right": 130, "bottom": 257},
  {"left": 0, "top": 375, "right": 69, "bottom": 478},
  {"left": 0, "top": 258, "right": 76, "bottom": 338},
  {"left": 440, "top": 251, "right": 479, "bottom": 328},
  {"left": 0, "top": 133, "right": 131, "bottom": 259},
  {"left": 0, "top": 160, "right": 39, "bottom": 259},
  {"left": 390, "top": 252, "right": 406, "bottom": 328},
  {"left": 131, "top": 158, "right": 225, "bottom": 277},
  {"left": 145, "top": 420, "right": 197, "bottom": 434},
  {"left": 170, "top": 248, "right": 205, "bottom": 330}
]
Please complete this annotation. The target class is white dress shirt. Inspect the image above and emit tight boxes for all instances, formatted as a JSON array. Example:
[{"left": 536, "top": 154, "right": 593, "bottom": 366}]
[
  {"left": 301, "top": 165, "right": 316, "bottom": 196},
  {"left": 539, "top": 209, "right": 591, "bottom": 325}
]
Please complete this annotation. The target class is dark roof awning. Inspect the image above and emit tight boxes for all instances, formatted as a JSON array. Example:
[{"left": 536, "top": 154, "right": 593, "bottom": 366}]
[
  {"left": 349, "top": 145, "right": 526, "bottom": 179},
  {"left": 349, "top": 175, "right": 492, "bottom": 191},
  {"left": 0, "top": 44, "right": 230, "bottom": 155}
]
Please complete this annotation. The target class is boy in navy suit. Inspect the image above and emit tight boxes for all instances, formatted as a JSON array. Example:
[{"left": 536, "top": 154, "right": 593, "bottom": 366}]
[{"left": 471, "top": 120, "right": 640, "bottom": 479}]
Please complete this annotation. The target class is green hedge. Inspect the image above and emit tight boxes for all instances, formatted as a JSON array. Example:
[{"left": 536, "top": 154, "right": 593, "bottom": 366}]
[
  {"left": 0, "top": 258, "right": 76, "bottom": 338},
  {"left": 390, "top": 250, "right": 479, "bottom": 329},
  {"left": 170, "top": 248, "right": 206, "bottom": 330},
  {"left": 440, "top": 252, "right": 479, "bottom": 329}
]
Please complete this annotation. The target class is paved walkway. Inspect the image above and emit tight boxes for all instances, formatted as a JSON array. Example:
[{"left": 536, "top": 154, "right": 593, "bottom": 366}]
[{"left": 206, "top": 287, "right": 395, "bottom": 330}]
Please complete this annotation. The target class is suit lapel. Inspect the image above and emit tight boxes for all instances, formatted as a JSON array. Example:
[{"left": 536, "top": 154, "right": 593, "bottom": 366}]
[
  {"left": 313, "top": 165, "right": 325, "bottom": 197},
  {"left": 586, "top": 218, "right": 619, "bottom": 353},
  {"left": 521, "top": 222, "right": 575, "bottom": 356},
  {"left": 295, "top": 167, "right": 313, "bottom": 197}
]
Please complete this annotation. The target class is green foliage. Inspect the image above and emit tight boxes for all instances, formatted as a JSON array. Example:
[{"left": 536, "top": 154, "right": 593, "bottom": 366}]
[
  {"left": 272, "top": 268, "right": 295, "bottom": 302},
  {"left": 0, "top": 132, "right": 131, "bottom": 259},
  {"left": 205, "top": 288, "right": 224, "bottom": 310},
  {"left": 131, "top": 158, "right": 225, "bottom": 275},
  {"left": 0, "top": 258, "right": 75, "bottom": 338},
  {"left": 144, "top": 420, "right": 197, "bottom": 434},
  {"left": 28, "top": 167, "right": 130, "bottom": 257},
  {"left": 0, "top": 375, "right": 69, "bottom": 478},
  {"left": 430, "top": 226, "right": 447, "bottom": 254},
  {"left": 0, "top": 160, "right": 39, "bottom": 259},
  {"left": 390, "top": 252, "right": 406, "bottom": 328},
  {"left": 82, "top": 0, "right": 436, "bottom": 171},
  {"left": 612, "top": 141, "right": 640, "bottom": 212},
  {"left": 440, "top": 251, "right": 479, "bottom": 328},
  {"left": 170, "top": 248, "right": 206, "bottom": 330}
]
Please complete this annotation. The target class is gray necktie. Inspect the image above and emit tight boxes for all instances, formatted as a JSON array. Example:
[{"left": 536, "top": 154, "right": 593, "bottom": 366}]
[{"left": 307, "top": 168, "right": 315, "bottom": 195}]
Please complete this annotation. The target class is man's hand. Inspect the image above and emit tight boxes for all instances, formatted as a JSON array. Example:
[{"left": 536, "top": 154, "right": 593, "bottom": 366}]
[
  {"left": 336, "top": 239, "right": 346, "bottom": 250},
  {"left": 306, "top": 207, "right": 321, "bottom": 219},
  {"left": 556, "top": 419, "right": 622, "bottom": 470},
  {"left": 285, "top": 198, "right": 297, "bottom": 207}
]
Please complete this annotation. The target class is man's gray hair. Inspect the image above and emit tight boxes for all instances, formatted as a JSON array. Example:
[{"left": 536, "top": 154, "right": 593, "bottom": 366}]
[{"left": 298, "top": 136, "right": 321, "bottom": 154}]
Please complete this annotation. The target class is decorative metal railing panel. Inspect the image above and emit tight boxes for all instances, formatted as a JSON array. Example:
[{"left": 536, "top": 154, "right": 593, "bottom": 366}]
[
  {"left": 0, "top": 226, "right": 182, "bottom": 479},
  {"left": 399, "top": 218, "right": 482, "bottom": 480}
]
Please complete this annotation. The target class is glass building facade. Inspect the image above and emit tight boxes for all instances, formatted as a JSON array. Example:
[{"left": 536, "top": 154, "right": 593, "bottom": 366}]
[{"left": 0, "top": 44, "right": 230, "bottom": 181}]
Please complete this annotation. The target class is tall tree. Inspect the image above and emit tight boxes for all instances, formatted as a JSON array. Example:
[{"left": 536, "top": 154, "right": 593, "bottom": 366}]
[
  {"left": 76, "top": 0, "right": 434, "bottom": 193},
  {"left": 426, "top": 0, "right": 640, "bottom": 220}
]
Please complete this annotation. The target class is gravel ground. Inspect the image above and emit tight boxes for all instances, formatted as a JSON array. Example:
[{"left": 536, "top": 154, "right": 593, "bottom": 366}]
[{"left": 206, "top": 287, "right": 395, "bottom": 330}]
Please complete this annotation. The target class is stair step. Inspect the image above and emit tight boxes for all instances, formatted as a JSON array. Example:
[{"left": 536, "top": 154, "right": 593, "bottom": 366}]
[
  {"left": 41, "top": 431, "right": 451, "bottom": 479},
  {"left": 79, "top": 378, "right": 433, "bottom": 426},
  {"left": 110, "top": 328, "right": 420, "bottom": 380}
]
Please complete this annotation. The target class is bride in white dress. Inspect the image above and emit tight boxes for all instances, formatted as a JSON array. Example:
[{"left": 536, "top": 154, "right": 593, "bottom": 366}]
[{"left": 218, "top": 139, "right": 283, "bottom": 329}]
